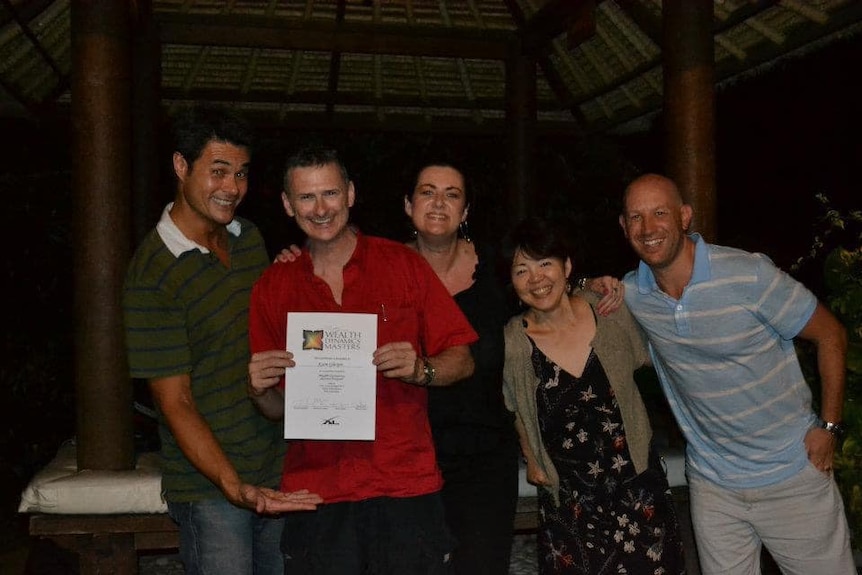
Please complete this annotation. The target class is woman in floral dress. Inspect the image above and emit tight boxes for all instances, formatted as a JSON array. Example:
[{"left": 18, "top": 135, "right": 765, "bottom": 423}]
[{"left": 502, "top": 216, "right": 685, "bottom": 575}]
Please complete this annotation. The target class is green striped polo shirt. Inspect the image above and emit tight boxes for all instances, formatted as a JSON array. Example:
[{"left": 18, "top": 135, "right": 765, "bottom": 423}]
[{"left": 123, "top": 214, "right": 283, "bottom": 502}]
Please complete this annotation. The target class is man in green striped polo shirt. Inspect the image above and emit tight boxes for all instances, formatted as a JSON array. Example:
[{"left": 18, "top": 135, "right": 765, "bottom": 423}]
[{"left": 123, "top": 106, "right": 321, "bottom": 575}]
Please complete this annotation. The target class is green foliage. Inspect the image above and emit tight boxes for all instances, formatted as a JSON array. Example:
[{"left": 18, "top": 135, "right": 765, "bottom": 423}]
[
  {"left": 793, "top": 194, "right": 862, "bottom": 549},
  {"left": 824, "top": 245, "right": 862, "bottom": 549}
]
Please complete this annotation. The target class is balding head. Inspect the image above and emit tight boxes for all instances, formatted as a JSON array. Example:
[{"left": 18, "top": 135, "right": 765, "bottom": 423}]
[
  {"left": 619, "top": 172, "right": 694, "bottom": 275},
  {"left": 623, "top": 173, "right": 684, "bottom": 213}
]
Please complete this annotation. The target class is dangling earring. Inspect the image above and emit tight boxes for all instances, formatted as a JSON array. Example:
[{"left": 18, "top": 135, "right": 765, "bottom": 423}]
[
  {"left": 459, "top": 221, "right": 472, "bottom": 243},
  {"left": 565, "top": 280, "right": 573, "bottom": 294},
  {"left": 412, "top": 227, "right": 418, "bottom": 239}
]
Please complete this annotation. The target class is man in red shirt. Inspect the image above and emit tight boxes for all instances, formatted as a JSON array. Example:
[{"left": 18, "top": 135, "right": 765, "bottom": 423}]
[{"left": 247, "top": 145, "right": 477, "bottom": 574}]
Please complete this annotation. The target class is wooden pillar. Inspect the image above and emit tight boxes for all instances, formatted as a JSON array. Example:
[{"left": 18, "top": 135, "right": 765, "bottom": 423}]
[
  {"left": 71, "top": 1, "right": 134, "bottom": 470},
  {"left": 131, "top": 0, "right": 162, "bottom": 245},
  {"left": 505, "top": 41, "right": 537, "bottom": 227},
  {"left": 662, "top": 0, "right": 717, "bottom": 241}
]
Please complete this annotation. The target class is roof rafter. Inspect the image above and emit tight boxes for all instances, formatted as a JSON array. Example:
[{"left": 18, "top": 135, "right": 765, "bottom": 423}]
[
  {"left": 325, "top": 0, "right": 347, "bottom": 118},
  {"left": 518, "top": 0, "right": 597, "bottom": 55},
  {"left": 503, "top": 0, "right": 587, "bottom": 125},
  {"left": 159, "top": 87, "right": 565, "bottom": 112},
  {"left": 613, "top": 0, "right": 661, "bottom": 47},
  {"left": 573, "top": 0, "right": 784, "bottom": 110},
  {"left": 0, "top": 0, "right": 54, "bottom": 27},
  {"left": 1, "top": 0, "right": 66, "bottom": 81},
  {"left": 157, "top": 12, "right": 511, "bottom": 60}
]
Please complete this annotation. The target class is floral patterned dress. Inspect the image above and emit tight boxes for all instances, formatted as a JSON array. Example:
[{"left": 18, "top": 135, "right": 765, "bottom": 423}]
[{"left": 531, "top": 342, "right": 685, "bottom": 575}]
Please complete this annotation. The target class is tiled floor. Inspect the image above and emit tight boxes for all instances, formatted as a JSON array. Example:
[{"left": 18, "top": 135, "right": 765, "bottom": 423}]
[
  {"left": 136, "top": 539, "right": 541, "bottom": 575},
  {"left": 10, "top": 492, "right": 695, "bottom": 575},
  {"left": 508, "top": 533, "right": 538, "bottom": 575},
  {"left": 9, "top": 491, "right": 833, "bottom": 575},
  {"left": 135, "top": 538, "right": 539, "bottom": 574},
  {"left": 10, "top": 530, "right": 836, "bottom": 575}
]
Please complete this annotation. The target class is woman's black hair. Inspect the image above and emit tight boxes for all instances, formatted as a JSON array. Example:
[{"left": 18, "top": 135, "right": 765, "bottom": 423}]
[{"left": 501, "top": 215, "right": 573, "bottom": 278}]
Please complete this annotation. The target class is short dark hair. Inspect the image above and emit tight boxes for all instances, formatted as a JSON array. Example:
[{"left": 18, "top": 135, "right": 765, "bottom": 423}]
[
  {"left": 282, "top": 145, "right": 350, "bottom": 192},
  {"left": 502, "top": 215, "right": 573, "bottom": 275},
  {"left": 170, "top": 105, "right": 254, "bottom": 166}
]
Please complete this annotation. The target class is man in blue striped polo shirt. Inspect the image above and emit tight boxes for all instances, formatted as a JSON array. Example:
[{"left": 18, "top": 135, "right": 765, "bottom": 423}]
[{"left": 619, "top": 173, "right": 854, "bottom": 574}]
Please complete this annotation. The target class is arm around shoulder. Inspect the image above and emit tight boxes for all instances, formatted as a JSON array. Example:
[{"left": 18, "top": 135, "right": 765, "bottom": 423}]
[{"left": 425, "top": 345, "right": 474, "bottom": 387}]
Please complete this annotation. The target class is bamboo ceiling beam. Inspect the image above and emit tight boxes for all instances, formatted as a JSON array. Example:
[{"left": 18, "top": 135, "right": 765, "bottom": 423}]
[
  {"left": 503, "top": 0, "right": 588, "bottom": 126},
  {"left": 159, "top": 86, "right": 565, "bottom": 112},
  {"left": 244, "top": 108, "right": 578, "bottom": 136},
  {"left": 570, "top": 0, "right": 785, "bottom": 110},
  {"left": 614, "top": 0, "right": 662, "bottom": 47},
  {"left": 0, "top": 0, "right": 54, "bottom": 27},
  {"left": 157, "top": 13, "right": 510, "bottom": 59},
  {"left": 326, "top": 0, "right": 347, "bottom": 118},
  {"left": 517, "top": 0, "right": 596, "bottom": 56},
  {"left": 1, "top": 0, "right": 66, "bottom": 81},
  {"left": 0, "top": 72, "right": 31, "bottom": 113}
]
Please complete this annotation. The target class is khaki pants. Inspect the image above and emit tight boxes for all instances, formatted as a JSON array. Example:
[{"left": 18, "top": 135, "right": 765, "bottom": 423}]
[{"left": 688, "top": 463, "right": 855, "bottom": 575}]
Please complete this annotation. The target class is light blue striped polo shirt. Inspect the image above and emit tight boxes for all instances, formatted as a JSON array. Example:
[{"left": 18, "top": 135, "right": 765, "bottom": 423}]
[{"left": 623, "top": 234, "right": 818, "bottom": 489}]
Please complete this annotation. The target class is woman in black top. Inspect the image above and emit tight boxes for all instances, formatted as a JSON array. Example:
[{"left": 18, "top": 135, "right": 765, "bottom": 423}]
[{"left": 405, "top": 161, "right": 520, "bottom": 575}]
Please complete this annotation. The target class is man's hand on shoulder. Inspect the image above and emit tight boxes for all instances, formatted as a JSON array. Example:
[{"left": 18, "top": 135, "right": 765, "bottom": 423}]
[
  {"left": 585, "top": 276, "right": 624, "bottom": 316},
  {"left": 274, "top": 244, "right": 303, "bottom": 263}
]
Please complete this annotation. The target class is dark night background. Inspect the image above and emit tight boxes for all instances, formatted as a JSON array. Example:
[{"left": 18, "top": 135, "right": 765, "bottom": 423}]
[{"left": 1, "top": 33, "right": 859, "bottom": 557}]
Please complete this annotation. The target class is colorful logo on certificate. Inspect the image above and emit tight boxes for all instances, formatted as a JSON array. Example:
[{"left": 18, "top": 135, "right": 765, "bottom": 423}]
[{"left": 302, "top": 330, "right": 324, "bottom": 350}]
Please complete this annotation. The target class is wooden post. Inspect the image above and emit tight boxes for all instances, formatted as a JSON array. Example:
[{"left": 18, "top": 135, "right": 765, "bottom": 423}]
[
  {"left": 662, "top": 0, "right": 717, "bottom": 241},
  {"left": 71, "top": 1, "right": 134, "bottom": 471},
  {"left": 505, "top": 41, "right": 537, "bottom": 227},
  {"left": 132, "top": 0, "right": 163, "bottom": 245}
]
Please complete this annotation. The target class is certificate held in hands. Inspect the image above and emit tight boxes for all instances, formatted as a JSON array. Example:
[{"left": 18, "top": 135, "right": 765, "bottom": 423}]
[{"left": 285, "top": 312, "right": 378, "bottom": 440}]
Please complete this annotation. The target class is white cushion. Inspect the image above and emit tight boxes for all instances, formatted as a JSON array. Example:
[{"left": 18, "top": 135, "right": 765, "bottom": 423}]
[
  {"left": 661, "top": 447, "right": 687, "bottom": 488},
  {"left": 18, "top": 441, "right": 167, "bottom": 515},
  {"left": 517, "top": 459, "right": 538, "bottom": 498}
]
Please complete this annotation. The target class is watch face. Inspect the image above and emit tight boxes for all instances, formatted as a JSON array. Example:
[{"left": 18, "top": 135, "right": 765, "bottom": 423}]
[
  {"left": 823, "top": 421, "right": 845, "bottom": 437},
  {"left": 422, "top": 360, "right": 435, "bottom": 385}
]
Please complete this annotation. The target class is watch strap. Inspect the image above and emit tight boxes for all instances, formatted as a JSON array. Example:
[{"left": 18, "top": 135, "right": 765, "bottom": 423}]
[
  {"left": 421, "top": 357, "right": 435, "bottom": 387},
  {"left": 815, "top": 416, "right": 845, "bottom": 438}
]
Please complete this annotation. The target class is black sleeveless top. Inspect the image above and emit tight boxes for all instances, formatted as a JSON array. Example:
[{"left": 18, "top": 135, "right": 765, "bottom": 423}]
[{"left": 427, "top": 242, "right": 517, "bottom": 456}]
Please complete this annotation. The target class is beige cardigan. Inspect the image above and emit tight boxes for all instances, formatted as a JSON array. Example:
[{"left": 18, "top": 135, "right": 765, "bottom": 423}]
[{"left": 502, "top": 290, "right": 653, "bottom": 505}]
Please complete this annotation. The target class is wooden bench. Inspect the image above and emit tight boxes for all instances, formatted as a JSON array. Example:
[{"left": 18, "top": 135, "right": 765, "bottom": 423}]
[
  {"left": 28, "top": 513, "right": 178, "bottom": 574},
  {"left": 19, "top": 441, "right": 175, "bottom": 573},
  {"left": 513, "top": 496, "right": 539, "bottom": 533},
  {"left": 28, "top": 503, "right": 543, "bottom": 572}
]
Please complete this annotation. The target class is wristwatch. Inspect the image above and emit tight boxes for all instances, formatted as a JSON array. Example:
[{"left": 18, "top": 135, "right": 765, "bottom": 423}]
[
  {"left": 815, "top": 417, "right": 846, "bottom": 438},
  {"left": 420, "top": 357, "right": 436, "bottom": 387}
]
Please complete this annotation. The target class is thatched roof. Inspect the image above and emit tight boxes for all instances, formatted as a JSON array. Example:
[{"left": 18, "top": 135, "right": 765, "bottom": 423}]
[{"left": 2, "top": 0, "right": 860, "bottom": 134}]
